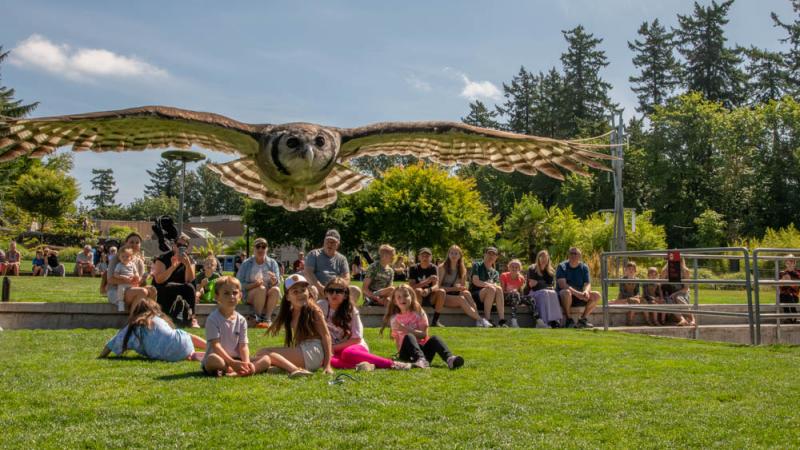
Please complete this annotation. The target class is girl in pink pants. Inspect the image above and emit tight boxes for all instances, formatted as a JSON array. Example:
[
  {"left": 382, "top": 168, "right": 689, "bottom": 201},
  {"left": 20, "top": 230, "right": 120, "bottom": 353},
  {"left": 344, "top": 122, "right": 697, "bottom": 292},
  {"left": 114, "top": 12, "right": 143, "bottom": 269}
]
[{"left": 318, "top": 277, "right": 410, "bottom": 370}]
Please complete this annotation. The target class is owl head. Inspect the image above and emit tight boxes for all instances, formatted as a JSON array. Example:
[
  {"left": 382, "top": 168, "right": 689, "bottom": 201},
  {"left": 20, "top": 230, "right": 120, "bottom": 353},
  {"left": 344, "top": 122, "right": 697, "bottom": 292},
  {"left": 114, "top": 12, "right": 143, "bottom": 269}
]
[{"left": 255, "top": 123, "right": 340, "bottom": 187}]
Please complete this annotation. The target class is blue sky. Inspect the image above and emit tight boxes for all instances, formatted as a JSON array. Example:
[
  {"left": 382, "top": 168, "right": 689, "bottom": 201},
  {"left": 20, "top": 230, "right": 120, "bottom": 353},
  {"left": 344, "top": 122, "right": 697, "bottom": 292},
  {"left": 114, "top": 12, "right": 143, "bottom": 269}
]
[{"left": 2, "top": 0, "right": 795, "bottom": 204}]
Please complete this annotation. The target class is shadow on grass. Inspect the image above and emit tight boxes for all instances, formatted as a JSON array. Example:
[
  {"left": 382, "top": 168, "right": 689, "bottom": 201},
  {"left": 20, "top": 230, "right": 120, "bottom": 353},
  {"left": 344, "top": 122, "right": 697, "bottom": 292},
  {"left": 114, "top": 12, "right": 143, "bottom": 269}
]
[
  {"left": 100, "top": 355, "right": 165, "bottom": 363},
  {"left": 156, "top": 371, "right": 206, "bottom": 381}
]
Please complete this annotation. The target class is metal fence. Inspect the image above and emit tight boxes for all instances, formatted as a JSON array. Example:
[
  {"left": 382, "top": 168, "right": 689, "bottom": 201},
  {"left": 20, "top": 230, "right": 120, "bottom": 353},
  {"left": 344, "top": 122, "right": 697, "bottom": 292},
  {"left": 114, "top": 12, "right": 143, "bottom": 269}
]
[
  {"left": 600, "top": 247, "right": 755, "bottom": 345},
  {"left": 752, "top": 248, "right": 800, "bottom": 345}
]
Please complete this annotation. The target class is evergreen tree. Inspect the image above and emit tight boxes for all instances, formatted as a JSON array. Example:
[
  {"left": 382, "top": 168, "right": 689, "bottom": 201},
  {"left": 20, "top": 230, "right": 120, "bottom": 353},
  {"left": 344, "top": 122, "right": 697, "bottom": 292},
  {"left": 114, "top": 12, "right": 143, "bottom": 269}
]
[
  {"left": 145, "top": 159, "right": 182, "bottom": 198},
  {"left": 185, "top": 162, "right": 246, "bottom": 216},
  {"left": 743, "top": 46, "right": 787, "bottom": 104},
  {"left": 674, "top": 0, "right": 746, "bottom": 107},
  {"left": 461, "top": 100, "right": 500, "bottom": 128},
  {"left": 86, "top": 168, "right": 119, "bottom": 212},
  {"left": 560, "top": 25, "right": 615, "bottom": 137},
  {"left": 771, "top": 1, "right": 800, "bottom": 96},
  {"left": 0, "top": 46, "right": 38, "bottom": 118},
  {"left": 628, "top": 19, "right": 683, "bottom": 114},
  {"left": 496, "top": 66, "right": 538, "bottom": 133}
]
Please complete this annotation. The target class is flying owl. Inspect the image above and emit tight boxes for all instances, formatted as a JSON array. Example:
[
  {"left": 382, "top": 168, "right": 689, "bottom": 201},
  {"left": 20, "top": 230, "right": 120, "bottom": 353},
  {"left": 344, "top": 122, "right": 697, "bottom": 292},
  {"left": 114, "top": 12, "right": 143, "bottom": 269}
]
[{"left": 0, "top": 106, "right": 613, "bottom": 211}]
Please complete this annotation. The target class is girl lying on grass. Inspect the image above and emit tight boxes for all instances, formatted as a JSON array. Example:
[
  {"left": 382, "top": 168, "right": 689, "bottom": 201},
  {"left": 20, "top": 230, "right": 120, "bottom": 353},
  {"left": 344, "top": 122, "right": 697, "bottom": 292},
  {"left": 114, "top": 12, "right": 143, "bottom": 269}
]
[
  {"left": 381, "top": 284, "right": 464, "bottom": 370},
  {"left": 202, "top": 276, "right": 272, "bottom": 377},
  {"left": 99, "top": 299, "right": 205, "bottom": 362},
  {"left": 318, "top": 277, "right": 410, "bottom": 371},
  {"left": 255, "top": 274, "right": 334, "bottom": 378}
]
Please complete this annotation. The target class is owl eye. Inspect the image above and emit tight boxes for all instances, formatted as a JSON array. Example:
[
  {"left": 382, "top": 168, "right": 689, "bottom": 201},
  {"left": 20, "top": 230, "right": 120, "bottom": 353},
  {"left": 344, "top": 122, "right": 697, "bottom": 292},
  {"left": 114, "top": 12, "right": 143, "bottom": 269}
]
[
  {"left": 314, "top": 136, "right": 326, "bottom": 147},
  {"left": 286, "top": 137, "right": 300, "bottom": 149}
]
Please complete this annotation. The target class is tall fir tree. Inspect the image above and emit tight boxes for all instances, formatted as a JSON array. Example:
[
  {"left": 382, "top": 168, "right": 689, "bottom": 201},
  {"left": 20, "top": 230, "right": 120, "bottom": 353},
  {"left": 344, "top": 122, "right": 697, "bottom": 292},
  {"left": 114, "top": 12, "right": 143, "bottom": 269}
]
[
  {"left": 628, "top": 19, "right": 683, "bottom": 114},
  {"left": 86, "top": 168, "right": 119, "bottom": 211},
  {"left": 771, "top": 1, "right": 800, "bottom": 97},
  {"left": 461, "top": 100, "right": 500, "bottom": 129},
  {"left": 144, "top": 159, "right": 182, "bottom": 198},
  {"left": 743, "top": 46, "right": 787, "bottom": 104},
  {"left": 560, "top": 25, "right": 615, "bottom": 137},
  {"left": 674, "top": 0, "right": 746, "bottom": 107},
  {"left": 184, "top": 162, "right": 246, "bottom": 216},
  {"left": 0, "top": 46, "right": 38, "bottom": 118}
]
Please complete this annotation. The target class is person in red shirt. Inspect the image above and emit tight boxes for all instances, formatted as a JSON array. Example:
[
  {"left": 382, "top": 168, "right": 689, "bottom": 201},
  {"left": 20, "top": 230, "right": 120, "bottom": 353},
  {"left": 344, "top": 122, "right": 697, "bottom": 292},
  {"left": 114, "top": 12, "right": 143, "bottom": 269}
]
[{"left": 292, "top": 251, "right": 305, "bottom": 274}]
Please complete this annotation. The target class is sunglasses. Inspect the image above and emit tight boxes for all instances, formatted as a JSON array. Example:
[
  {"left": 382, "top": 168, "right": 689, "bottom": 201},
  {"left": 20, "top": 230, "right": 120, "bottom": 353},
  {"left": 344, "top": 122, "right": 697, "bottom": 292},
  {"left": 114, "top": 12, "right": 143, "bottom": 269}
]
[
  {"left": 255, "top": 244, "right": 267, "bottom": 249},
  {"left": 325, "top": 288, "right": 347, "bottom": 295}
]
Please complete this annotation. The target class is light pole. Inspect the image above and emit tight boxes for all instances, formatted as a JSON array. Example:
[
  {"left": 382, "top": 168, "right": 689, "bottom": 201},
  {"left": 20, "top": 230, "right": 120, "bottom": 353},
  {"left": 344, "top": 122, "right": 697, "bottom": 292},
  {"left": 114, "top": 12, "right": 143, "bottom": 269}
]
[{"left": 160, "top": 150, "right": 206, "bottom": 235}]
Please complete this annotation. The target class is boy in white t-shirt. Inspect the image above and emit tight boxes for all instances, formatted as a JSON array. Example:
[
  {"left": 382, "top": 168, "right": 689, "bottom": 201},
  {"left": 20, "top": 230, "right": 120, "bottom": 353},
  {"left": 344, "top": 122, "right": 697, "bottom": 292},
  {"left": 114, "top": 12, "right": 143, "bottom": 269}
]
[{"left": 202, "top": 276, "right": 271, "bottom": 377}]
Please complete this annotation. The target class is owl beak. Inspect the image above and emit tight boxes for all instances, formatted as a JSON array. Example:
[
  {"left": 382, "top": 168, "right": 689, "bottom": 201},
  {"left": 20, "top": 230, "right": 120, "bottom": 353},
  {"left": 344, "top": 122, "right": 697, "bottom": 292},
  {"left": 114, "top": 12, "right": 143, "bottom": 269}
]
[{"left": 302, "top": 144, "right": 315, "bottom": 166}]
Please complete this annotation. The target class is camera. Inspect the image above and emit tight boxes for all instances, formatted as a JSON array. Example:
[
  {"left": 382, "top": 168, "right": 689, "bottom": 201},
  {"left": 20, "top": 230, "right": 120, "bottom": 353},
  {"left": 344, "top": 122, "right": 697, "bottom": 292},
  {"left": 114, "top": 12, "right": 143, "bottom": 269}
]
[{"left": 178, "top": 246, "right": 187, "bottom": 257}]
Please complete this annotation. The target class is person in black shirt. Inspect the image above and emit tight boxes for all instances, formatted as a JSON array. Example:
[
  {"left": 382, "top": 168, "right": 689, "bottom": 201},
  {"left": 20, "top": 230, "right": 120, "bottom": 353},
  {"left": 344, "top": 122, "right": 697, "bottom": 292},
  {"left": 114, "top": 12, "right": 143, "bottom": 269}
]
[
  {"left": 150, "top": 234, "right": 198, "bottom": 327},
  {"left": 409, "top": 248, "right": 446, "bottom": 327},
  {"left": 43, "top": 247, "right": 65, "bottom": 277}
]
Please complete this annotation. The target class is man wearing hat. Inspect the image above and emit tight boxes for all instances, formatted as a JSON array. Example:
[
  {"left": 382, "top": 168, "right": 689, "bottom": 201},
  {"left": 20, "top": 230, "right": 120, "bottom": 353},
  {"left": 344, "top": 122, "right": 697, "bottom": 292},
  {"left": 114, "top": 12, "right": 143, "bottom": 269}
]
[
  {"left": 409, "top": 248, "right": 447, "bottom": 326},
  {"left": 236, "top": 237, "right": 282, "bottom": 328},
  {"left": 151, "top": 233, "right": 199, "bottom": 327},
  {"left": 304, "top": 229, "right": 361, "bottom": 303},
  {"left": 469, "top": 246, "right": 506, "bottom": 327}
]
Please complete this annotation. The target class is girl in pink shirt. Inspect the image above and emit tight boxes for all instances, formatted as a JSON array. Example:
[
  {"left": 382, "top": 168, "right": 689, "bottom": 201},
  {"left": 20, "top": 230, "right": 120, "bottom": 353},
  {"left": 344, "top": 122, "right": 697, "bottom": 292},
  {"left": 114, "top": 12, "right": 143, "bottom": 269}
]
[
  {"left": 501, "top": 259, "right": 529, "bottom": 327},
  {"left": 381, "top": 284, "right": 464, "bottom": 369}
]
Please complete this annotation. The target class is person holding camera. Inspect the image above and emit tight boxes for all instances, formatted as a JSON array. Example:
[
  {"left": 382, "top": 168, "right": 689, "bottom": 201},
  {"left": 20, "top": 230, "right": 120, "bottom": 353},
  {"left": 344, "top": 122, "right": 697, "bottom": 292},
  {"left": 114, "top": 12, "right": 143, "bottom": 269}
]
[
  {"left": 236, "top": 237, "right": 282, "bottom": 328},
  {"left": 151, "top": 233, "right": 199, "bottom": 328}
]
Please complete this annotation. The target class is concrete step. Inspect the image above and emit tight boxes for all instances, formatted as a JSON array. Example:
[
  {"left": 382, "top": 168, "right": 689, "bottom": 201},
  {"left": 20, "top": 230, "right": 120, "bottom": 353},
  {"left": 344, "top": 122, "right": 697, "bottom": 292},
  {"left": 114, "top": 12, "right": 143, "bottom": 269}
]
[
  {"left": 615, "top": 323, "right": 800, "bottom": 345},
  {"left": 0, "top": 301, "right": 757, "bottom": 329}
]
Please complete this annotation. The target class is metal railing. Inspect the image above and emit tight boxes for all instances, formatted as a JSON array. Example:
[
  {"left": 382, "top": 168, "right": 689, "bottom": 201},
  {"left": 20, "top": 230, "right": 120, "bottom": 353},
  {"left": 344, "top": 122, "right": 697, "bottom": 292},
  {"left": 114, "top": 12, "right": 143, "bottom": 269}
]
[
  {"left": 600, "top": 247, "right": 755, "bottom": 345},
  {"left": 752, "top": 249, "right": 800, "bottom": 345}
]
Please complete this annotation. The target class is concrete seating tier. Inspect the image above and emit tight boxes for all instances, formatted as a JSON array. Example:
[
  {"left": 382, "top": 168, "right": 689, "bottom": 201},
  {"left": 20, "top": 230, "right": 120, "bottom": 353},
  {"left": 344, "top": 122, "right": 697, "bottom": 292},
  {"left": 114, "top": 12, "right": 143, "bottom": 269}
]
[{"left": 0, "top": 302, "right": 753, "bottom": 330}]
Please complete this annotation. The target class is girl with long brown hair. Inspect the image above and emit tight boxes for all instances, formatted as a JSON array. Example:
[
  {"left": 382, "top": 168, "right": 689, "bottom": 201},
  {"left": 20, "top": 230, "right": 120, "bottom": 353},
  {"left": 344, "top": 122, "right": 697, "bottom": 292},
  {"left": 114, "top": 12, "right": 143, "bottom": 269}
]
[
  {"left": 256, "top": 274, "right": 334, "bottom": 377},
  {"left": 319, "top": 277, "right": 410, "bottom": 370},
  {"left": 99, "top": 299, "right": 205, "bottom": 361},
  {"left": 437, "top": 245, "right": 483, "bottom": 327}
]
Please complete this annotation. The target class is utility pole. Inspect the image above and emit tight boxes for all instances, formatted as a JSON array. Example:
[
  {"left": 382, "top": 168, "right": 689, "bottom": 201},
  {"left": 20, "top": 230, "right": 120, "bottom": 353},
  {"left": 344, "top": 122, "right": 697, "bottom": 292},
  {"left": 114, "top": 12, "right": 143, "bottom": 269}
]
[{"left": 610, "top": 111, "right": 626, "bottom": 252}]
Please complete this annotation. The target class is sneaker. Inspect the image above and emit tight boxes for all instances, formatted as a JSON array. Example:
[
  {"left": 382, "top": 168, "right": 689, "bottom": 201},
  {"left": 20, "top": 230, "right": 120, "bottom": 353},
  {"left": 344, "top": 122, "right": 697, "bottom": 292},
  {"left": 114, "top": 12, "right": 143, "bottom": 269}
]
[
  {"left": 288, "top": 369, "right": 313, "bottom": 378},
  {"left": 548, "top": 321, "right": 561, "bottom": 329},
  {"left": 476, "top": 319, "right": 486, "bottom": 328},
  {"left": 431, "top": 320, "right": 446, "bottom": 328},
  {"left": 535, "top": 318, "right": 548, "bottom": 328},
  {"left": 498, "top": 319, "right": 508, "bottom": 328},
  {"left": 355, "top": 362, "right": 375, "bottom": 372},
  {"left": 576, "top": 317, "right": 594, "bottom": 329},
  {"left": 510, "top": 318, "right": 520, "bottom": 328},
  {"left": 446, "top": 355, "right": 464, "bottom": 370},
  {"left": 487, "top": 320, "right": 497, "bottom": 328},
  {"left": 564, "top": 318, "right": 575, "bottom": 328},
  {"left": 390, "top": 361, "right": 412, "bottom": 370},
  {"left": 255, "top": 321, "right": 270, "bottom": 329},
  {"left": 412, "top": 358, "right": 430, "bottom": 369}
]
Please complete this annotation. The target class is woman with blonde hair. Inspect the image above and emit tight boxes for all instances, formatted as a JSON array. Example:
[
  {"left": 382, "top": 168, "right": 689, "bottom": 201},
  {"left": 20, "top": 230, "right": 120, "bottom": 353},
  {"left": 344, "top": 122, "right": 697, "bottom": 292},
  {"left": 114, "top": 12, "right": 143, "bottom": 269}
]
[
  {"left": 525, "top": 250, "right": 563, "bottom": 328},
  {"left": 437, "top": 245, "right": 484, "bottom": 327}
]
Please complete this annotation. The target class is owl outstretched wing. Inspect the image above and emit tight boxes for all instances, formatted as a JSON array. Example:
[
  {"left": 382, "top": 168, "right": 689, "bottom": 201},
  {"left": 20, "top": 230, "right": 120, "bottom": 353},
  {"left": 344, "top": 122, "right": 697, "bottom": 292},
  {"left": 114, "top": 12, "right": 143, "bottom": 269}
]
[
  {"left": 0, "top": 106, "right": 266, "bottom": 161},
  {"left": 337, "top": 121, "right": 614, "bottom": 179}
]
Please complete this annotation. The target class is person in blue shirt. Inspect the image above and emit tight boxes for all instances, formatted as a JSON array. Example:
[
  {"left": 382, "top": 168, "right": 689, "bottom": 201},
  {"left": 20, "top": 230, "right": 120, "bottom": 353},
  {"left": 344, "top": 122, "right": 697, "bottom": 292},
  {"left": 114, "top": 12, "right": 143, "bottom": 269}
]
[
  {"left": 236, "top": 237, "right": 282, "bottom": 328},
  {"left": 556, "top": 247, "right": 600, "bottom": 329}
]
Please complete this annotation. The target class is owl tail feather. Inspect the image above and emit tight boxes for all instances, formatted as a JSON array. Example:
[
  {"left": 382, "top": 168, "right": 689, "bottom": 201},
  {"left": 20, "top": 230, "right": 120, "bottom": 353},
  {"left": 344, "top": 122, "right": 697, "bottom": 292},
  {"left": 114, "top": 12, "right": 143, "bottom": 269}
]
[{"left": 208, "top": 159, "right": 370, "bottom": 211}]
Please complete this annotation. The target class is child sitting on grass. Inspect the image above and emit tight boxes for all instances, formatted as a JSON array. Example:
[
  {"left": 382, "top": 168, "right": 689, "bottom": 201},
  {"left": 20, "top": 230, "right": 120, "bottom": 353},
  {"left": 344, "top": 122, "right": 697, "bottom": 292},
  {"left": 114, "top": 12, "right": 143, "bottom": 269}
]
[
  {"left": 381, "top": 284, "right": 464, "bottom": 370},
  {"left": 99, "top": 299, "right": 205, "bottom": 362},
  {"left": 255, "top": 274, "right": 334, "bottom": 378},
  {"left": 612, "top": 261, "right": 641, "bottom": 326},
  {"left": 202, "top": 276, "right": 271, "bottom": 377},
  {"left": 319, "top": 277, "right": 410, "bottom": 371},
  {"left": 641, "top": 266, "right": 664, "bottom": 326}
]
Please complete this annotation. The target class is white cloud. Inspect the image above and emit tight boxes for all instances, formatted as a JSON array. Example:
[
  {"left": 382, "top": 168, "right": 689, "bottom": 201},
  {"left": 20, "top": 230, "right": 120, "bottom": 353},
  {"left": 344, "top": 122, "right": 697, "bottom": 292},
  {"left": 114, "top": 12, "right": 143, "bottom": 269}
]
[
  {"left": 405, "top": 74, "right": 432, "bottom": 92},
  {"left": 10, "top": 34, "right": 168, "bottom": 81},
  {"left": 459, "top": 74, "right": 501, "bottom": 100}
]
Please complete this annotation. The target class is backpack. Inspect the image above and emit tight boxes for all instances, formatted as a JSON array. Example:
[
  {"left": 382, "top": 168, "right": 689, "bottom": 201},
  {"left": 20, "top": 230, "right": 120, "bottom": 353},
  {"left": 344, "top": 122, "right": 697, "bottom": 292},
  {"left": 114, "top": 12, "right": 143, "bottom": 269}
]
[{"left": 168, "top": 294, "right": 192, "bottom": 326}]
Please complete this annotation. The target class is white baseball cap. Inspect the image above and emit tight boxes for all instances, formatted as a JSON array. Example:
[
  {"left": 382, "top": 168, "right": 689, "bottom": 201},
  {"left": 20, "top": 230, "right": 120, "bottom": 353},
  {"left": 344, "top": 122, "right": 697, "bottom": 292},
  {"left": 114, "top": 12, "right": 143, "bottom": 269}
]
[{"left": 284, "top": 274, "right": 309, "bottom": 290}]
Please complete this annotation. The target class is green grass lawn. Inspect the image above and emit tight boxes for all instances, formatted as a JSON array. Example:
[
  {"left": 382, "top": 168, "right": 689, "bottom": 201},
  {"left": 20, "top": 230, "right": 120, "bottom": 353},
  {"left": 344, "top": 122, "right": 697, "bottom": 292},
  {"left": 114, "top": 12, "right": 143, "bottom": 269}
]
[{"left": 1, "top": 328, "right": 799, "bottom": 448}]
